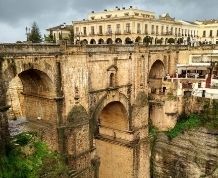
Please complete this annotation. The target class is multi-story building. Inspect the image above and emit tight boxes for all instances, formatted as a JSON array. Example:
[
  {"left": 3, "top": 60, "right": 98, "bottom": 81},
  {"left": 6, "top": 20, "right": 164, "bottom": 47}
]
[
  {"left": 46, "top": 6, "right": 218, "bottom": 45},
  {"left": 196, "top": 20, "right": 218, "bottom": 44},
  {"left": 73, "top": 6, "right": 202, "bottom": 45},
  {"left": 46, "top": 23, "right": 73, "bottom": 42}
]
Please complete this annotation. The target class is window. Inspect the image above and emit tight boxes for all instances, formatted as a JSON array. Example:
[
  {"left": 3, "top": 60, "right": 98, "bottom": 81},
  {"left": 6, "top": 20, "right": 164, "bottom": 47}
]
[
  {"left": 151, "top": 25, "right": 154, "bottom": 34},
  {"left": 137, "top": 23, "right": 141, "bottom": 34},
  {"left": 106, "top": 14, "right": 112, "bottom": 18},
  {"left": 109, "top": 73, "right": 115, "bottom": 87},
  {"left": 91, "top": 26, "right": 95, "bottom": 35},
  {"left": 175, "top": 28, "right": 177, "bottom": 35},
  {"left": 107, "top": 25, "right": 112, "bottom": 34},
  {"left": 126, "top": 23, "right": 131, "bottom": 33},
  {"left": 83, "top": 27, "right": 86, "bottom": 35},
  {"left": 203, "top": 30, "right": 206, "bottom": 37},
  {"left": 156, "top": 26, "right": 159, "bottom": 34},
  {"left": 161, "top": 26, "right": 164, "bottom": 35},
  {"left": 166, "top": 26, "right": 169, "bottom": 34},
  {"left": 210, "top": 30, "right": 213, "bottom": 37},
  {"left": 99, "top": 26, "right": 102, "bottom": 34},
  {"left": 116, "top": 24, "right": 121, "bottom": 34},
  {"left": 76, "top": 27, "right": 79, "bottom": 35},
  {"left": 217, "top": 30, "right": 218, "bottom": 37},
  {"left": 145, "top": 24, "right": 148, "bottom": 34},
  {"left": 171, "top": 27, "right": 173, "bottom": 35}
]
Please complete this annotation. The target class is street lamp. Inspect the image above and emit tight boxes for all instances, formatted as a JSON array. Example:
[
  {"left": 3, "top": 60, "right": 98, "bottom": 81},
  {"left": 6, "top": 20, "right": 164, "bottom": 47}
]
[{"left": 25, "top": 26, "right": 30, "bottom": 41}]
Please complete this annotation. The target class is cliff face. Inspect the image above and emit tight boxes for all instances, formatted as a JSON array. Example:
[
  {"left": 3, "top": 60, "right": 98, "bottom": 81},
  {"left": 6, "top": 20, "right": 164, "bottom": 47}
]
[
  {"left": 0, "top": 58, "right": 10, "bottom": 155},
  {"left": 152, "top": 128, "right": 218, "bottom": 178}
]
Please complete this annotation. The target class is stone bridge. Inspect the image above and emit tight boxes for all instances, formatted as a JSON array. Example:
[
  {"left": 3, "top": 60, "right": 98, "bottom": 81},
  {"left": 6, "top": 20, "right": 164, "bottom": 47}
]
[{"left": 0, "top": 43, "right": 217, "bottom": 178}]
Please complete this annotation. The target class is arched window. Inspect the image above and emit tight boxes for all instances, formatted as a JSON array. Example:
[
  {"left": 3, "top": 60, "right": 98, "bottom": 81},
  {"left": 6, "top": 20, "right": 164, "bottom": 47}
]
[{"left": 109, "top": 73, "right": 115, "bottom": 87}]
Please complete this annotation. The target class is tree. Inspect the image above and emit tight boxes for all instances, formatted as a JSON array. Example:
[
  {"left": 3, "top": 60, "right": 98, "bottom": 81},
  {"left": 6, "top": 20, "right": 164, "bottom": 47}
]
[
  {"left": 143, "top": 36, "right": 152, "bottom": 45},
  {"left": 177, "top": 38, "right": 183, "bottom": 45},
  {"left": 28, "top": 22, "right": 42, "bottom": 43},
  {"left": 156, "top": 38, "right": 163, "bottom": 45},
  {"left": 167, "top": 38, "right": 175, "bottom": 44},
  {"left": 44, "top": 31, "right": 55, "bottom": 43}
]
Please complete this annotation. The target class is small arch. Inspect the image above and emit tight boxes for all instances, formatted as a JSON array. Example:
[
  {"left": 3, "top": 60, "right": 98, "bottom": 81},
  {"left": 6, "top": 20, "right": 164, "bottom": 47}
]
[
  {"left": 90, "top": 39, "right": 96, "bottom": 44},
  {"left": 125, "top": 37, "right": 132, "bottom": 44},
  {"left": 165, "top": 38, "right": 168, "bottom": 44},
  {"left": 67, "top": 104, "right": 88, "bottom": 124},
  {"left": 135, "top": 36, "right": 142, "bottom": 43},
  {"left": 115, "top": 38, "right": 122, "bottom": 44},
  {"left": 109, "top": 73, "right": 115, "bottom": 87},
  {"left": 81, "top": 39, "right": 88, "bottom": 45},
  {"left": 143, "top": 36, "right": 152, "bottom": 45},
  {"left": 98, "top": 38, "right": 104, "bottom": 44},
  {"left": 106, "top": 38, "right": 113, "bottom": 44}
]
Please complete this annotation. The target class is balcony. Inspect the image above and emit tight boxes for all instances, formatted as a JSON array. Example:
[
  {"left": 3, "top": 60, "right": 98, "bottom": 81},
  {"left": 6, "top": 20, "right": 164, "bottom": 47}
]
[
  {"left": 115, "top": 31, "right": 121, "bottom": 35},
  {"left": 81, "top": 33, "right": 87, "bottom": 37},
  {"left": 89, "top": 32, "right": 95, "bottom": 36},
  {"left": 124, "top": 30, "right": 131, "bottom": 34},
  {"left": 98, "top": 32, "right": 103, "bottom": 36},
  {"left": 105, "top": 31, "right": 112, "bottom": 35},
  {"left": 137, "top": 30, "right": 141, "bottom": 34}
]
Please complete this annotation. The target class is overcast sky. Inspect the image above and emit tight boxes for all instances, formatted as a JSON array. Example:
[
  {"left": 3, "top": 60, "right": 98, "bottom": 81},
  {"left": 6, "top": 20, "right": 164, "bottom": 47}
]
[{"left": 0, "top": 0, "right": 217, "bottom": 43}]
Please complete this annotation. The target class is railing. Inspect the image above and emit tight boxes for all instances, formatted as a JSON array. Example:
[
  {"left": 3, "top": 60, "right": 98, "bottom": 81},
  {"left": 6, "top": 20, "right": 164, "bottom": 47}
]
[{"left": 99, "top": 125, "right": 134, "bottom": 142}]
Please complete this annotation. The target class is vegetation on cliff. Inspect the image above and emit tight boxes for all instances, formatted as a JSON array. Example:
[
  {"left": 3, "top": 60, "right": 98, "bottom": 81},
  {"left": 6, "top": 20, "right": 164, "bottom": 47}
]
[
  {"left": 0, "top": 132, "right": 68, "bottom": 178},
  {"left": 167, "top": 99, "right": 218, "bottom": 139}
]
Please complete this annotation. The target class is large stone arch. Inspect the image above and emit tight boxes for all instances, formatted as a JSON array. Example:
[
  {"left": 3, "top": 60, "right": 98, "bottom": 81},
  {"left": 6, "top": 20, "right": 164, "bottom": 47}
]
[
  {"left": 91, "top": 91, "right": 134, "bottom": 178},
  {"left": 5, "top": 64, "right": 57, "bottom": 122},
  {"left": 99, "top": 101, "right": 128, "bottom": 130},
  {"left": 148, "top": 60, "right": 165, "bottom": 93},
  {"left": 91, "top": 91, "right": 130, "bottom": 133},
  {"left": 149, "top": 60, "right": 165, "bottom": 79}
]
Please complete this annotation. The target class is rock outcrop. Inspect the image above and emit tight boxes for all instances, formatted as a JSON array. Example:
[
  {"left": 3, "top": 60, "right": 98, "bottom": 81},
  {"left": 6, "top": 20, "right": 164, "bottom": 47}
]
[{"left": 152, "top": 128, "right": 218, "bottom": 178}]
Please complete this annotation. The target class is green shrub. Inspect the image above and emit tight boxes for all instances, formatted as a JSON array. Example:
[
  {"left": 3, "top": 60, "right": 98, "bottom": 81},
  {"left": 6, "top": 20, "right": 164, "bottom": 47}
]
[
  {"left": 166, "top": 114, "right": 202, "bottom": 139},
  {"left": 0, "top": 132, "right": 68, "bottom": 178}
]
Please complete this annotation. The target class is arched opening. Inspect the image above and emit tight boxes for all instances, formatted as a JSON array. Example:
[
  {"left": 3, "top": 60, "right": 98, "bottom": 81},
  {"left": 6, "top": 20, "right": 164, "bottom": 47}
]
[
  {"left": 115, "top": 38, "right": 122, "bottom": 44},
  {"left": 149, "top": 60, "right": 165, "bottom": 79},
  {"left": 125, "top": 37, "right": 132, "bottom": 44},
  {"left": 135, "top": 36, "right": 142, "bottom": 43},
  {"left": 109, "top": 73, "right": 115, "bottom": 87},
  {"left": 96, "top": 101, "right": 132, "bottom": 178},
  {"left": 90, "top": 39, "right": 96, "bottom": 44},
  {"left": 99, "top": 101, "right": 128, "bottom": 130},
  {"left": 98, "top": 38, "right": 104, "bottom": 44},
  {"left": 143, "top": 36, "right": 152, "bottom": 45},
  {"left": 81, "top": 39, "right": 88, "bottom": 45},
  {"left": 7, "top": 69, "right": 56, "bottom": 122},
  {"left": 148, "top": 60, "right": 165, "bottom": 93},
  {"left": 106, "top": 38, "right": 113, "bottom": 44},
  {"left": 165, "top": 38, "right": 168, "bottom": 44}
]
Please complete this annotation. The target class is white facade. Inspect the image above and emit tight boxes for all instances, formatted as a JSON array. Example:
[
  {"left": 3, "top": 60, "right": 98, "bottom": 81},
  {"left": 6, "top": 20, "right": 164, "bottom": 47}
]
[{"left": 73, "top": 6, "right": 218, "bottom": 45}]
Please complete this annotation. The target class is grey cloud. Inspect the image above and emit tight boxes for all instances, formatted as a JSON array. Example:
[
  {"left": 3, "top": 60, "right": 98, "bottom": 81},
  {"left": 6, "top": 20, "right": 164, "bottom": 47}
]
[{"left": 0, "top": 0, "right": 217, "bottom": 42}]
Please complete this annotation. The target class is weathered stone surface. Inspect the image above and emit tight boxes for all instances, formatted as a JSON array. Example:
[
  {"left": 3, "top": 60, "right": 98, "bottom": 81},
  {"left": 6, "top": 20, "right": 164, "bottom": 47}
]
[{"left": 153, "top": 129, "right": 218, "bottom": 178}]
